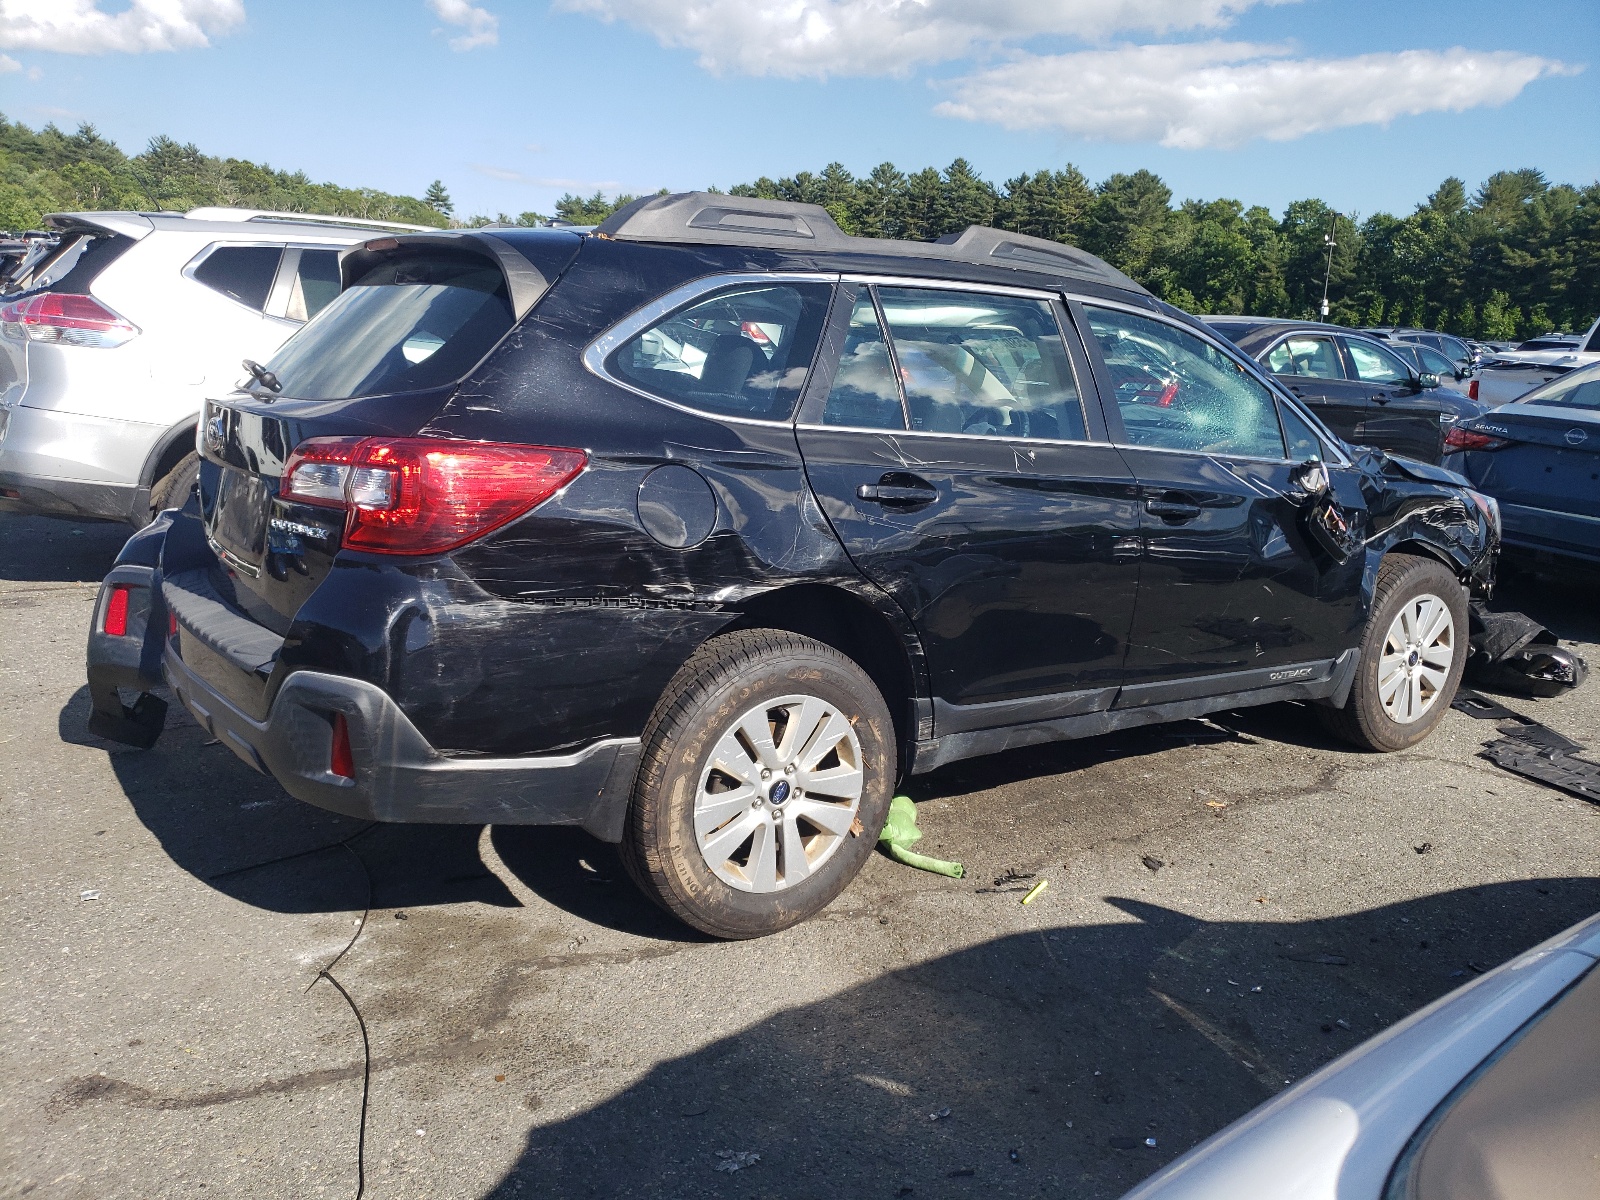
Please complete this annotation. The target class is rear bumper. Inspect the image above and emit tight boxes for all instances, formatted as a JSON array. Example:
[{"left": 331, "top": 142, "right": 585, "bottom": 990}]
[
  {"left": 0, "top": 403, "right": 156, "bottom": 523},
  {"left": 85, "top": 566, "right": 644, "bottom": 838},
  {"left": 1500, "top": 502, "right": 1600, "bottom": 564}
]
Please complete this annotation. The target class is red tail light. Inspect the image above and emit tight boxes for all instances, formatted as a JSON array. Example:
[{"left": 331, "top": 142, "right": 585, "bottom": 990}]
[
  {"left": 1468, "top": 378, "right": 1479, "bottom": 401},
  {"left": 1443, "top": 427, "right": 1509, "bottom": 452},
  {"left": 281, "top": 437, "right": 587, "bottom": 555},
  {"left": 103, "top": 585, "right": 131, "bottom": 636},
  {"left": 330, "top": 712, "right": 355, "bottom": 779},
  {"left": 0, "top": 293, "right": 138, "bottom": 348}
]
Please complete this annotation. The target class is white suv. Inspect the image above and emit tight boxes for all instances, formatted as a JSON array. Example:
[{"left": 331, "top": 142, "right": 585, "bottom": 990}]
[{"left": 0, "top": 207, "right": 430, "bottom": 526}]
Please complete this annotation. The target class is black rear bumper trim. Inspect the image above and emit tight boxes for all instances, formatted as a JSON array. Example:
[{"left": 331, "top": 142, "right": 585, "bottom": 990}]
[{"left": 162, "top": 647, "right": 641, "bottom": 837}]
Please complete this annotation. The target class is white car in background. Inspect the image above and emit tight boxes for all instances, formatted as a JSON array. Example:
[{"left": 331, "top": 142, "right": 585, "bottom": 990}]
[
  {"left": 0, "top": 207, "right": 431, "bottom": 526},
  {"left": 1475, "top": 314, "right": 1600, "bottom": 408}
]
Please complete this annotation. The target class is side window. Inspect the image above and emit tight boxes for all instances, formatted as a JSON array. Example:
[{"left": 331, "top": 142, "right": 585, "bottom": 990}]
[
  {"left": 285, "top": 250, "right": 343, "bottom": 323},
  {"left": 191, "top": 245, "right": 283, "bottom": 311},
  {"left": 1345, "top": 339, "right": 1413, "bottom": 385},
  {"left": 610, "top": 283, "right": 830, "bottom": 420},
  {"left": 1279, "top": 401, "right": 1327, "bottom": 461},
  {"left": 1083, "top": 306, "right": 1287, "bottom": 458},
  {"left": 875, "top": 286, "right": 1087, "bottom": 440},
  {"left": 1265, "top": 335, "right": 1343, "bottom": 379},
  {"left": 1418, "top": 346, "right": 1456, "bottom": 376},
  {"left": 821, "top": 293, "right": 905, "bottom": 429}
]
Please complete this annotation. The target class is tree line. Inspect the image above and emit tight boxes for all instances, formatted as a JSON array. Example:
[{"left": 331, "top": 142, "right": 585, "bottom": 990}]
[
  {"left": 0, "top": 116, "right": 449, "bottom": 233},
  {"left": 3, "top": 115, "right": 1594, "bottom": 339}
]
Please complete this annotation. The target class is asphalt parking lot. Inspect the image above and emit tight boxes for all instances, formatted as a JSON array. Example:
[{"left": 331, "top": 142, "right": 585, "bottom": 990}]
[{"left": 2, "top": 513, "right": 1597, "bottom": 1200}]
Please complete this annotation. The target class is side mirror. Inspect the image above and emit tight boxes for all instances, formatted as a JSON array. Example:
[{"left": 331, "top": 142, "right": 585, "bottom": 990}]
[
  {"left": 1418, "top": 372, "right": 1441, "bottom": 390},
  {"left": 1287, "top": 456, "right": 1330, "bottom": 502}
]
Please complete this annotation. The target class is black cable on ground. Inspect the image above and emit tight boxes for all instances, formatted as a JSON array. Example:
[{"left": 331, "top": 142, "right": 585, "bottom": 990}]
[
  {"left": 206, "top": 823, "right": 375, "bottom": 881},
  {"left": 306, "top": 840, "right": 375, "bottom": 1200}
]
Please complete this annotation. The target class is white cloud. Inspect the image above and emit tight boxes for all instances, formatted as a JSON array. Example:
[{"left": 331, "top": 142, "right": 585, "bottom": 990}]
[
  {"left": 427, "top": 0, "right": 498, "bottom": 50},
  {"left": 0, "top": 51, "right": 17, "bottom": 70},
  {"left": 553, "top": 0, "right": 1294, "bottom": 79},
  {"left": 936, "top": 42, "right": 1579, "bottom": 148},
  {"left": 0, "top": 0, "right": 244, "bottom": 54}
]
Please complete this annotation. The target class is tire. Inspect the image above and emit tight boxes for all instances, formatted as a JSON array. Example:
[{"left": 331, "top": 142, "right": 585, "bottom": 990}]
[
  {"left": 148, "top": 450, "right": 199, "bottom": 521},
  {"left": 1318, "top": 554, "right": 1468, "bottom": 752},
  {"left": 621, "top": 629, "right": 896, "bottom": 939}
]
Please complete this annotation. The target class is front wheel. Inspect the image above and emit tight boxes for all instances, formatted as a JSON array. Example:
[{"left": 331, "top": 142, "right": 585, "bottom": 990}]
[
  {"left": 1319, "top": 554, "right": 1468, "bottom": 752},
  {"left": 621, "top": 629, "right": 895, "bottom": 939}
]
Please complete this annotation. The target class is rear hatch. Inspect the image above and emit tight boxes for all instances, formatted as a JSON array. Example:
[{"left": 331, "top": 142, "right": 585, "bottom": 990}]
[
  {"left": 1467, "top": 389, "right": 1600, "bottom": 519},
  {"left": 198, "top": 229, "right": 582, "bottom": 630},
  {"left": 0, "top": 214, "right": 148, "bottom": 405}
]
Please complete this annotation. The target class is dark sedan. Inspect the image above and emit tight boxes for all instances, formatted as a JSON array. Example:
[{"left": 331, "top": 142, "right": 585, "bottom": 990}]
[
  {"left": 1205, "top": 318, "right": 1486, "bottom": 465},
  {"left": 1448, "top": 360, "right": 1600, "bottom": 564}
]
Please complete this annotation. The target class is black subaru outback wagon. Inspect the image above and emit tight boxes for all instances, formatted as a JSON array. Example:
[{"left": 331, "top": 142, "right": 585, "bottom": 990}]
[{"left": 87, "top": 193, "right": 1498, "bottom": 937}]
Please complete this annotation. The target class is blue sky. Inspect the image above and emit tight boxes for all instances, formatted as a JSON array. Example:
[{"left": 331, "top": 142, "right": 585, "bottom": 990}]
[{"left": 1, "top": 0, "right": 1595, "bottom": 222}]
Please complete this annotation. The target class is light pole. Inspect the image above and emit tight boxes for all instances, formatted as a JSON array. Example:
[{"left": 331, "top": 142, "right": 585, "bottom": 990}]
[{"left": 1320, "top": 210, "right": 1338, "bottom": 321}]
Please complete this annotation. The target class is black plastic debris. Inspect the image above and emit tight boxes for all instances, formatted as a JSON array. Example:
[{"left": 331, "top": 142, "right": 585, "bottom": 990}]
[
  {"left": 1481, "top": 739, "right": 1600, "bottom": 801},
  {"left": 1414, "top": 843, "right": 1432, "bottom": 855},
  {"left": 1466, "top": 604, "right": 1589, "bottom": 697},
  {"left": 1141, "top": 856, "right": 1165, "bottom": 873}
]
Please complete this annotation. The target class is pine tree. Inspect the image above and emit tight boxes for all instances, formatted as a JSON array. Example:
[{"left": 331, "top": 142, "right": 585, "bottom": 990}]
[{"left": 424, "top": 180, "right": 453, "bottom": 217}]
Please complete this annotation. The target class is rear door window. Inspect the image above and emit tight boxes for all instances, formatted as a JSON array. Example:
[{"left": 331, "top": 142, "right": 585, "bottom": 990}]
[
  {"left": 821, "top": 292, "right": 905, "bottom": 430},
  {"left": 875, "top": 286, "right": 1087, "bottom": 440},
  {"left": 15, "top": 231, "right": 135, "bottom": 295},
  {"left": 191, "top": 245, "right": 283, "bottom": 311},
  {"left": 264, "top": 251, "right": 514, "bottom": 400},
  {"left": 1265, "top": 335, "right": 1344, "bottom": 378},
  {"left": 284, "top": 249, "right": 342, "bottom": 322},
  {"left": 609, "top": 283, "right": 831, "bottom": 420}
]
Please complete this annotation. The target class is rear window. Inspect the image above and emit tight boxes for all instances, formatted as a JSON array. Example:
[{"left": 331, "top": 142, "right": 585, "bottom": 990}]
[
  {"left": 1522, "top": 363, "right": 1600, "bottom": 410},
  {"left": 14, "top": 232, "right": 135, "bottom": 295},
  {"left": 191, "top": 245, "right": 283, "bottom": 311},
  {"left": 264, "top": 252, "right": 514, "bottom": 401}
]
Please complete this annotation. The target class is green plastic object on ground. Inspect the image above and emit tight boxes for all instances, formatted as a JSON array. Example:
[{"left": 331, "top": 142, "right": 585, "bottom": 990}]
[{"left": 878, "top": 795, "right": 965, "bottom": 878}]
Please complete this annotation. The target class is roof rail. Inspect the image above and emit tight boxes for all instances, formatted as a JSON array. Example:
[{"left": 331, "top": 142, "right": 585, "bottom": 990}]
[
  {"left": 184, "top": 206, "right": 438, "bottom": 233},
  {"left": 594, "top": 192, "right": 1145, "bottom": 294}
]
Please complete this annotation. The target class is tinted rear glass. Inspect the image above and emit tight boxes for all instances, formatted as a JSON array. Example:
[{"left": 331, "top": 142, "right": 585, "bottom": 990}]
[
  {"left": 264, "top": 252, "right": 513, "bottom": 401},
  {"left": 1522, "top": 364, "right": 1600, "bottom": 410}
]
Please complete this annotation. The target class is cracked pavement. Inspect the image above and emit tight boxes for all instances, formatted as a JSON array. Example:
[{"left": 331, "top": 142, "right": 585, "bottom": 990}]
[{"left": 2, "top": 513, "right": 1597, "bottom": 1199}]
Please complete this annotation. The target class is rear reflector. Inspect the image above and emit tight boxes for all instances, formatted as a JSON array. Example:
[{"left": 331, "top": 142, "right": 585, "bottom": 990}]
[
  {"left": 330, "top": 712, "right": 354, "bottom": 780},
  {"left": 0, "top": 293, "right": 139, "bottom": 348},
  {"left": 103, "top": 585, "right": 131, "bottom": 636},
  {"left": 281, "top": 437, "right": 587, "bottom": 555},
  {"left": 1444, "top": 427, "right": 1509, "bottom": 452}
]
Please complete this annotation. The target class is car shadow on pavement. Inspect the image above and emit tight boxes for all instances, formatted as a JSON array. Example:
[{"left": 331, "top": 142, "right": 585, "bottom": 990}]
[
  {"left": 0, "top": 514, "right": 130, "bottom": 582},
  {"left": 477, "top": 879, "right": 1600, "bottom": 1200},
  {"left": 62, "top": 680, "right": 705, "bottom": 937}
]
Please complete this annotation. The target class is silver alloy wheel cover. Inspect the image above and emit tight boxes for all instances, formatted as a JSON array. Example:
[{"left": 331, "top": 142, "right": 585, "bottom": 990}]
[
  {"left": 1377, "top": 592, "right": 1456, "bottom": 724},
  {"left": 694, "top": 693, "right": 865, "bottom": 893}
]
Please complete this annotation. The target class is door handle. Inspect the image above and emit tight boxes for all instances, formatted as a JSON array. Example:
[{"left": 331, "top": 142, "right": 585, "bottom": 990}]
[
  {"left": 1144, "top": 494, "right": 1203, "bottom": 522},
  {"left": 857, "top": 481, "right": 937, "bottom": 506},
  {"left": 1370, "top": 392, "right": 1389, "bottom": 404}
]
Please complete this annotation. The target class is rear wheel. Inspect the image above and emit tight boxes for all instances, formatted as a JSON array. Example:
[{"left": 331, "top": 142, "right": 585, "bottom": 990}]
[
  {"left": 148, "top": 450, "right": 199, "bottom": 521},
  {"left": 621, "top": 629, "right": 894, "bottom": 939},
  {"left": 1319, "top": 554, "right": 1467, "bottom": 751}
]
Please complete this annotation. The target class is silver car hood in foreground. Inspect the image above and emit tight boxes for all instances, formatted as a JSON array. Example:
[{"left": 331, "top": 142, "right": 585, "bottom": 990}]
[{"left": 1120, "top": 913, "right": 1600, "bottom": 1200}]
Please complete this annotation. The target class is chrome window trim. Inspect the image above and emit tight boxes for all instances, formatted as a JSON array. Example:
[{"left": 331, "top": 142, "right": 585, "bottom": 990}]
[
  {"left": 1071, "top": 294, "right": 1353, "bottom": 467},
  {"left": 795, "top": 421, "right": 1102, "bottom": 449},
  {"left": 842, "top": 273, "right": 1065, "bottom": 302},
  {"left": 582, "top": 271, "right": 841, "bottom": 427}
]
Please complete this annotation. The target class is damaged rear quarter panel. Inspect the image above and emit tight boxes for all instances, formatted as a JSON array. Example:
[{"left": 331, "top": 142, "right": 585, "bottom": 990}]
[{"left": 286, "top": 239, "right": 925, "bottom": 756}]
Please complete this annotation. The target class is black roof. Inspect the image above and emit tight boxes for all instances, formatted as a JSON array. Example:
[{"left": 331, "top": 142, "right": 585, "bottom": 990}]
[{"left": 595, "top": 192, "right": 1147, "bottom": 296}]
